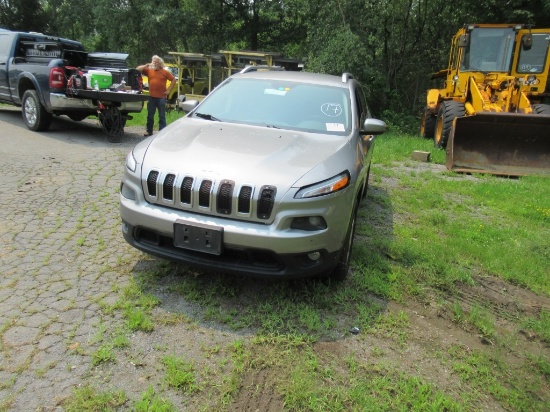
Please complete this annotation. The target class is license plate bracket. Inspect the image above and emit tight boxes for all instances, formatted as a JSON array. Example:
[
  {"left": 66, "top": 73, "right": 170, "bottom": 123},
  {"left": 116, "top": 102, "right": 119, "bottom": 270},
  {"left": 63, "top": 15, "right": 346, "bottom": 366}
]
[{"left": 173, "top": 220, "right": 223, "bottom": 255}]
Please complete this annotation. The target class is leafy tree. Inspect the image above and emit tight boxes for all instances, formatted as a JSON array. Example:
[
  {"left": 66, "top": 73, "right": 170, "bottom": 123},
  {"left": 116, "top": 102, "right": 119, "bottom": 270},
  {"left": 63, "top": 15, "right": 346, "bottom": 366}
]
[{"left": 0, "top": 0, "right": 47, "bottom": 32}]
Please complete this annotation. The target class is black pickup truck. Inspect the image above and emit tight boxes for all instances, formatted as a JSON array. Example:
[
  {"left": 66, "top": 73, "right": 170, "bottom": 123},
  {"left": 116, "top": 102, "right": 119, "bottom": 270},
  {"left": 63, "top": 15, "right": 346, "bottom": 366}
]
[{"left": 0, "top": 29, "right": 148, "bottom": 142}]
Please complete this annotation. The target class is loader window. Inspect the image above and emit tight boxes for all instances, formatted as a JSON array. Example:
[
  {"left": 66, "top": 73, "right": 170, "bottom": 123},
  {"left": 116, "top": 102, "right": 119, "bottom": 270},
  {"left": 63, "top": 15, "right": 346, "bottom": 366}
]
[
  {"left": 461, "top": 27, "right": 515, "bottom": 72},
  {"left": 517, "top": 33, "right": 550, "bottom": 74}
]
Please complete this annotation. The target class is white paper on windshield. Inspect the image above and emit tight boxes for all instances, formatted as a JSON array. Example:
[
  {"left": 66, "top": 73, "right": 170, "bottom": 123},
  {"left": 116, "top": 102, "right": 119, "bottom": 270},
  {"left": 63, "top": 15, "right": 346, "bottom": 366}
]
[
  {"left": 326, "top": 123, "right": 345, "bottom": 131},
  {"left": 264, "top": 88, "right": 288, "bottom": 95}
]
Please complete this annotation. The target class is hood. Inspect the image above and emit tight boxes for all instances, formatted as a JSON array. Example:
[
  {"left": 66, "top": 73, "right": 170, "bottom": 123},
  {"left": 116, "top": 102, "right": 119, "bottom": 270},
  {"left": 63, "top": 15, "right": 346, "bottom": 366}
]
[{"left": 141, "top": 118, "right": 348, "bottom": 191}]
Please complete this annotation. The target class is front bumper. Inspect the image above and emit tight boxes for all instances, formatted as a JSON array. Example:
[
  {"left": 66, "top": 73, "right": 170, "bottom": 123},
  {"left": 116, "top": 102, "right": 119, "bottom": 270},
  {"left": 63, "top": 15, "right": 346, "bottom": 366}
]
[
  {"left": 121, "top": 220, "right": 340, "bottom": 278},
  {"left": 119, "top": 181, "right": 351, "bottom": 278}
]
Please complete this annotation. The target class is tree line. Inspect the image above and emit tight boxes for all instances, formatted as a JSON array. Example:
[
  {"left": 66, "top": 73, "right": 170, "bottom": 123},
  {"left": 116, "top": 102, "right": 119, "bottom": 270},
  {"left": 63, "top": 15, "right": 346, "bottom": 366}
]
[{"left": 2, "top": 0, "right": 549, "bottom": 129}]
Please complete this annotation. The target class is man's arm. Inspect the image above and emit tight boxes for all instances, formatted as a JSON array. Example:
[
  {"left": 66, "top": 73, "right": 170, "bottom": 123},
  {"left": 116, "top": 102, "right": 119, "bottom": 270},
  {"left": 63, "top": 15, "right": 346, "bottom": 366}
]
[{"left": 136, "top": 63, "right": 150, "bottom": 73}]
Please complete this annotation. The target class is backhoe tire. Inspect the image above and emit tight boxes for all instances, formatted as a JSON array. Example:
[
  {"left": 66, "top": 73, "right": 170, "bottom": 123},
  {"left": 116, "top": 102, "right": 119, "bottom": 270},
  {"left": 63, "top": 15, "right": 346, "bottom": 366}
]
[
  {"left": 434, "top": 101, "right": 465, "bottom": 148},
  {"left": 22, "top": 90, "right": 52, "bottom": 132},
  {"left": 532, "top": 104, "right": 550, "bottom": 115},
  {"left": 420, "top": 108, "right": 436, "bottom": 138}
]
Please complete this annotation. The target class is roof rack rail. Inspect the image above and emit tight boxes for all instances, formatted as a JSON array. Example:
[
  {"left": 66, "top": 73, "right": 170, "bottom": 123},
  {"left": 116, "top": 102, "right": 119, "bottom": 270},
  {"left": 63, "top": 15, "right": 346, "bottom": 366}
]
[
  {"left": 342, "top": 73, "right": 354, "bottom": 83},
  {"left": 239, "top": 65, "right": 285, "bottom": 74}
]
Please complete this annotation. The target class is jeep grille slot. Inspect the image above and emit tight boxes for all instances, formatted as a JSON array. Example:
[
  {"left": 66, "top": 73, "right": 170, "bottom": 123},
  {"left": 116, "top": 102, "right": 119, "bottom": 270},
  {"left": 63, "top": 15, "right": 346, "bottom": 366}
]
[
  {"left": 199, "top": 180, "right": 213, "bottom": 208},
  {"left": 144, "top": 171, "right": 276, "bottom": 221},
  {"left": 163, "top": 174, "right": 176, "bottom": 200},
  {"left": 238, "top": 186, "right": 253, "bottom": 214},
  {"left": 217, "top": 181, "right": 234, "bottom": 214},
  {"left": 147, "top": 171, "right": 159, "bottom": 197},
  {"left": 180, "top": 177, "right": 194, "bottom": 204},
  {"left": 257, "top": 186, "right": 276, "bottom": 219}
]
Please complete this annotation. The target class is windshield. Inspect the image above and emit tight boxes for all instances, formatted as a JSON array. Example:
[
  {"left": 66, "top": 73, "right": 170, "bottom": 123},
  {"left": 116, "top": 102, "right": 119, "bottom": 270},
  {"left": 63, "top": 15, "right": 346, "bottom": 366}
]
[
  {"left": 517, "top": 33, "right": 550, "bottom": 73},
  {"left": 461, "top": 27, "right": 515, "bottom": 72},
  {"left": 193, "top": 77, "right": 351, "bottom": 135}
]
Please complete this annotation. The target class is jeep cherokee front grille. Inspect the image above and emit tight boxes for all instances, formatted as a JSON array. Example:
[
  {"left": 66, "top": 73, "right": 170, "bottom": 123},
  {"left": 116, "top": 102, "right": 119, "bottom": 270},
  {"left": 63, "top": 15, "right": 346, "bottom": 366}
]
[
  {"left": 145, "top": 171, "right": 276, "bottom": 221},
  {"left": 217, "top": 181, "right": 234, "bottom": 215},
  {"left": 147, "top": 171, "right": 159, "bottom": 197},
  {"left": 199, "top": 180, "right": 213, "bottom": 208},
  {"left": 163, "top": 174, "right": 176, "bottom": 200},
  {"left": 258, "top": 186, "right": 276, "bottom": 219}
]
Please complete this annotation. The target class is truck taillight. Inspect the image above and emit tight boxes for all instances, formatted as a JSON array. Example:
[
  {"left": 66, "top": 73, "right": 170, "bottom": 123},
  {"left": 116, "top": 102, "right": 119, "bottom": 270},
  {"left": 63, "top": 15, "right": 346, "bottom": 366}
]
[{"left": 49, "top": 67, "right": 65, "bottom": 88}]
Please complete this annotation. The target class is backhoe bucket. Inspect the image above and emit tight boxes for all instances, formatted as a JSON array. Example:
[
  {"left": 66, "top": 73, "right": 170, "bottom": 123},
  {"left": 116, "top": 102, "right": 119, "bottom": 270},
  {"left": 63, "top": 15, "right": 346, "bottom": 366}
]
[{"left": 446, "top": 113, "right": 550, "bottom": 176}]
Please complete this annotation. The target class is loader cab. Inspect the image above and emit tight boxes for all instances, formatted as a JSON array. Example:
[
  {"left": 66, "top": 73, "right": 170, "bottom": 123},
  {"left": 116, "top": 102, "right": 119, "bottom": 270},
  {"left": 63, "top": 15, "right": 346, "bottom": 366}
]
[{"left": 460, "top": 27, "right": 516, "bottom": 73}]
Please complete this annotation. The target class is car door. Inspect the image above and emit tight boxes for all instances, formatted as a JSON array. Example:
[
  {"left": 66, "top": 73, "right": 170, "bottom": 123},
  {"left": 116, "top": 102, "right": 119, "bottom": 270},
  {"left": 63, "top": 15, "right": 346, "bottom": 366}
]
[
  {"left": 0, "top": 32, "right": 13, "bottom": 102},
  {"left": 354, "top": 85, "right": 374, "bottom": 165}
]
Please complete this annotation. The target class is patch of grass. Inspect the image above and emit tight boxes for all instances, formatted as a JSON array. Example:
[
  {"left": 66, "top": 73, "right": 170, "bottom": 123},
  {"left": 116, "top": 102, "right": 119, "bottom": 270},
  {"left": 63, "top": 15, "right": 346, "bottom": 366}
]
[
  {"left": 63, "top": 385, "right": 127, "bottom": 411},
  {"left": 523, "top": 309, "right": 550, "bottom": 344},
  {"left": 134, "top": 386, "right": 177, "bottom": 412},
  {"left": 92, "top": 344, "right": 116, "bottom": 366},
  {"left": 162, "top": 355, "right": 199, "bottom": 392},
  {"left": 448, "top": 344, "right": 547, "bottom": 411}
]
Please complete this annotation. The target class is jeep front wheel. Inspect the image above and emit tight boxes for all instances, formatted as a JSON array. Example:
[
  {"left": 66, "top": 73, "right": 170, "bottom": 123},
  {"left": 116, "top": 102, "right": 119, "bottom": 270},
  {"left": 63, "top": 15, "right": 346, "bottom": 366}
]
[
  {"left": 22, "top": 90, "right": 52, "bottom": 131},
  {"left": 328, "top": 201, "right": 359, "bottom": 281}
]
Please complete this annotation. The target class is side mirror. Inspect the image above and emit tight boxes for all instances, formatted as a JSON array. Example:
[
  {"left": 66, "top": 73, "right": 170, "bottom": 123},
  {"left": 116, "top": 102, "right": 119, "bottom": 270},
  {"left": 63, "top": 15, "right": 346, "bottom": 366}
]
[
  {"left": 179, "top": 99, "right": 199, "bottom": 113},
  {"left": 361, "top": 118, "right": 386, "bottom": 135},
  {"left": 522, "top": 34, "right": 533, "bottom": 50},
  {"left": 458, "top": 34, "right": 469, "bottom": 48}
]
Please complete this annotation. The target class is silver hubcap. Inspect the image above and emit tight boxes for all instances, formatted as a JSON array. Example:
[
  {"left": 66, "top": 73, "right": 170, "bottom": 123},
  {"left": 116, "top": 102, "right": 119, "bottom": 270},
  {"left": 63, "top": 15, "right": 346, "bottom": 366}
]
[{"left": 24, "top": 97, "right": 37, "bottom": 125}]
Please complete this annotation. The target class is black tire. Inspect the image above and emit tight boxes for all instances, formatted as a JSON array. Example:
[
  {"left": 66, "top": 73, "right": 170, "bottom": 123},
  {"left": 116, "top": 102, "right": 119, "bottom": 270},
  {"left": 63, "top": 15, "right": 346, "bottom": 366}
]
[
  {"left": 420, "top": 108, "right": 436, "bottom": 138},
  {"left": 22, "top": 90, "right": 52, "bottom": 131},
  {"left": 99, "top": 107, "right": 125, "bottom": 143},
  {"left": 361, "top": 166, "right": 371, "bottom": 199},
  {"left": 328, "top": 201, "right": 359, "bottom": 281},
  {"left": 532, "top": 104, "right": 550, "bottom": 115},
  {"left": 434, "top": 101, "right": 465, "bottom": 148}
]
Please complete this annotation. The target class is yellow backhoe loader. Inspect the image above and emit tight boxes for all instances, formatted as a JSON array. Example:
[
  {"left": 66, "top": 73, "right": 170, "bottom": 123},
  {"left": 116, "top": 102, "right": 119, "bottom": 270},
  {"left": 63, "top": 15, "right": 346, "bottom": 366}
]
[{"left": 421, "top": 24, "right": 550, "bottom": 176}]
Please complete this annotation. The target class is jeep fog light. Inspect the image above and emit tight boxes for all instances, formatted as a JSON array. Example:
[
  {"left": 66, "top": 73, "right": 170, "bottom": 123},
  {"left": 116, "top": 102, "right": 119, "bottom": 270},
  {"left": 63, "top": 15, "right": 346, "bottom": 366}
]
[
  {"left": 120, "top": 183, "right": 136, "bottom": 200},
  {"left": 307, "top": 251, "right": 321, "bottom": 261},
  {"left": 291, "top": 216, "right": 327, "bottom": 231},
  {"left": 121, "top": 221, "right": 129, "bottom": 234}
]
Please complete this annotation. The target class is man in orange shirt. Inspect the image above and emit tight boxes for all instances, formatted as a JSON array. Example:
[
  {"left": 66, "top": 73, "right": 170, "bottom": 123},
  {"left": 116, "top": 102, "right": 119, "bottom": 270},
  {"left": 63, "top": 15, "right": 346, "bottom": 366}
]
[{"left": 137, "top": 55, "right": 176, "bottom": 136}]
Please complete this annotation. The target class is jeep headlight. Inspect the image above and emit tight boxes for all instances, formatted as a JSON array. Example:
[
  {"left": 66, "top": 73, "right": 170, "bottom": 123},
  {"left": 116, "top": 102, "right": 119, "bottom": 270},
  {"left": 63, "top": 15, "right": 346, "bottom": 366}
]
[{"left": 294, "top": 171, "right": 350, "bottom": 199}]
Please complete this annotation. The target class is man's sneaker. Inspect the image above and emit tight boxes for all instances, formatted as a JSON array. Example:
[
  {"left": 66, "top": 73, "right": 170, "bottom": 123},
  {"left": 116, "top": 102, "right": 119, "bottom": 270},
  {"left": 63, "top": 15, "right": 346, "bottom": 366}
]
[{"left": 144, "top": 131, "right": 153, "bottom": 136}]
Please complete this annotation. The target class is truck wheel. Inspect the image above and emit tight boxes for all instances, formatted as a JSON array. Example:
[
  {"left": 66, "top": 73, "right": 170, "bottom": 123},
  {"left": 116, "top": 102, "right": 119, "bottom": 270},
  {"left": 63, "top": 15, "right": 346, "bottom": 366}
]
[
  {"left": 22, "top": 90, "right": 52, "bottom": 131},
  {"left": 434, "top": 101, "right": 465, "bottom": 148},
  {"left": 420, "top": 108, "right": 436, "bottom": 138},
  {"left": 328, "top": 201, "right": 359, "bottom": 281},
  {"left": 532, "top": 104, "right": 550, "bottom": 115}
]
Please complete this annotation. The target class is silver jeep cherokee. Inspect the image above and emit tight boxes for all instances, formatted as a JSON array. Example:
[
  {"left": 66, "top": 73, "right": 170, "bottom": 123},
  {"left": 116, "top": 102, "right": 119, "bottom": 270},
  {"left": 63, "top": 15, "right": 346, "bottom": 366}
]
[{"left": 120, "top": 69, "right": 385, "bottom": 279}]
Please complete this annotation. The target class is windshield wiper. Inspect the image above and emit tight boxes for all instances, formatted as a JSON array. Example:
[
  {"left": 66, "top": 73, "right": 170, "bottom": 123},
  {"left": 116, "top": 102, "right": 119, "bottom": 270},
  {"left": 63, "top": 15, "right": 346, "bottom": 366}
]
[{"left": 195, "top": 112, "right": 220, "bottom": 121}]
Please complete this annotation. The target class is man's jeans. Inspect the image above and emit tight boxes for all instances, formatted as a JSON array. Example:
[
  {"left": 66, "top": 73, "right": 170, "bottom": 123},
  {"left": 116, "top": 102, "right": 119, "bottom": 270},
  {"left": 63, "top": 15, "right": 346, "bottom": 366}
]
[{"left": 146, "top": 97, "right": 167, "bottom": 134}]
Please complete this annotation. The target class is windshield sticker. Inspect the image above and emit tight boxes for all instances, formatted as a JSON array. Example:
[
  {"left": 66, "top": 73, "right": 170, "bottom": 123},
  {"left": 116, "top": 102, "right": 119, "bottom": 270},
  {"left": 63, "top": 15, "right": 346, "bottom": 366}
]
[
  {"left": 326, "top": 123, "right": 345, "bottom": 132},
  {"left": 321, "top": 103, "right": 343, "bottom": 117},
  {"left": 265, "top": 87, "right": 289, "bottom": 96}
]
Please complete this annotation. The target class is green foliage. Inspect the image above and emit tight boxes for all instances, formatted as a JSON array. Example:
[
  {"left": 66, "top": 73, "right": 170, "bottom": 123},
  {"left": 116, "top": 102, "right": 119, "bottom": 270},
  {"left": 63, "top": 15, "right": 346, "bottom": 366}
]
[{"left": 6, "top": 0, "right": 550, "bottom": 125}]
